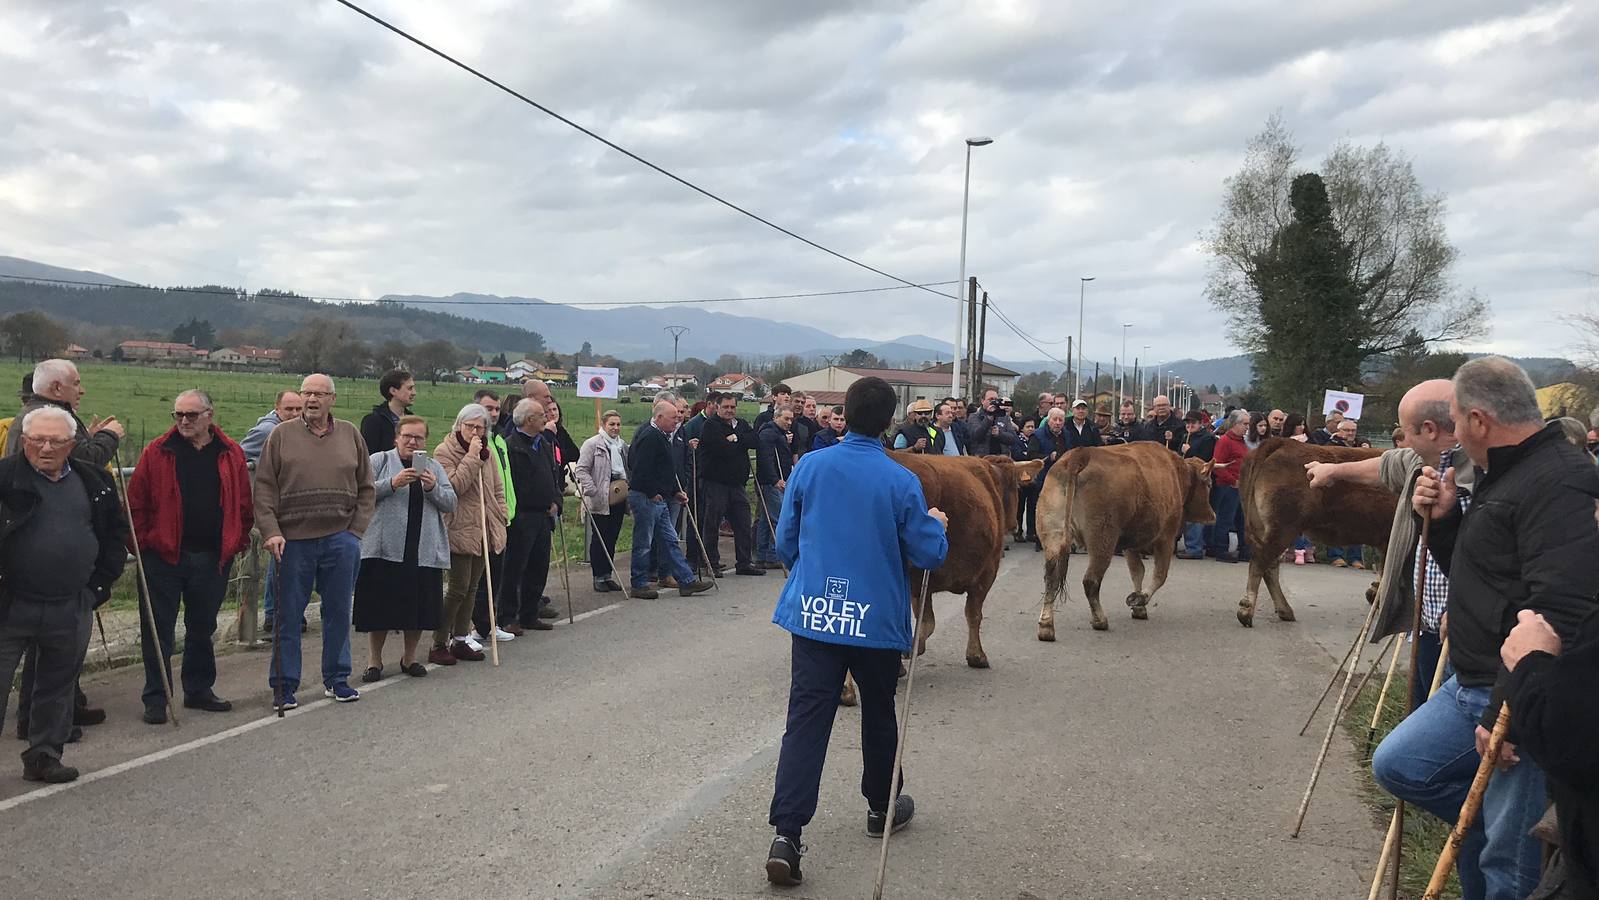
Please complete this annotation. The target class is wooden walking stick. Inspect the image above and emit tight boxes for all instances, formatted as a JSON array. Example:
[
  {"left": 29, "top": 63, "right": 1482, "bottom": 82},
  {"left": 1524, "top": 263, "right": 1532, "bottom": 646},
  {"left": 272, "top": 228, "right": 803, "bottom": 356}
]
[
  {"left": 872, "top": 569, "right": 934, "bottom": 900},
  {"left": 268, "top": 560, "right": 286, "bottom": 717},
  {"left": 93, "top": 610, "right": 113, "bottom": 664},
  {"left": 113, "top": 447, "right": 179, "bottom": 728},
  {"left": 757, "top": 449, "right": 790, "bottom": 578},
  {"left": 1362, "top": 635, "right": 1405, "bottom": 757},
  {"left": 1422, "top": 704, "right": 1512, "bottom": 899},
  {"left": 675, "top": 471, "right": 720, "bottom": 590},
  {"left": 555, "top": 511, "right": 574, "bottom": 625},
  {"left": 477, "top": 470, "right": 500, "bottom": 667},
  {"left": 1300, "top": 624, "right": 1362, "bottom": 736},
  {"left": 1290, "top": 588, "right": 1381, "bottom": 837},
  {"left": 1340, "top": 634, "right": 1396, "bottom": 720}
]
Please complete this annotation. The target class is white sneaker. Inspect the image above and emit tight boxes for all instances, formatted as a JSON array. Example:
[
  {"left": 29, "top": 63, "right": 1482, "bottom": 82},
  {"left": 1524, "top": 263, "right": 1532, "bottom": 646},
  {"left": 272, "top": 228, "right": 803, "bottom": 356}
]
[
  {"left": 471, "top": 628, "right": 515, "bottom": 643},
  {"left": 460, "top": 635, "right": 484, "bottom": 652}
]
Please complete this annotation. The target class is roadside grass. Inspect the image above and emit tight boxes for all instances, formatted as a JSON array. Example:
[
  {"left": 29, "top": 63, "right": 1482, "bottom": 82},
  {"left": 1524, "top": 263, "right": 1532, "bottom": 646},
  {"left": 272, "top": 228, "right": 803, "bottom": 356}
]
[{"left": 1340, "top": 662, "right": 1461, "bottom": 899}]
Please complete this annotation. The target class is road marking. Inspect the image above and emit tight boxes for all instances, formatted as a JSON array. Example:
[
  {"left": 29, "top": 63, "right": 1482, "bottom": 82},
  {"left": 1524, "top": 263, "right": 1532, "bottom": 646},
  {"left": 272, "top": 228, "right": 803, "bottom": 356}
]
[{"left": 0, "top": 601, "right": 623, "bottom": 814}]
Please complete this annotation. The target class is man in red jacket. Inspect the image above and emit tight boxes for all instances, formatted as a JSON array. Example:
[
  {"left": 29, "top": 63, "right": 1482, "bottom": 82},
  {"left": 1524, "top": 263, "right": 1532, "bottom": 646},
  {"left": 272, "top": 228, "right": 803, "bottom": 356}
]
[
  {"left": 1207, "top": 409, "right": 1251, "bottom": 563},
  {"left": 125, "top": 390, "right": 254, "bottom": 724}
]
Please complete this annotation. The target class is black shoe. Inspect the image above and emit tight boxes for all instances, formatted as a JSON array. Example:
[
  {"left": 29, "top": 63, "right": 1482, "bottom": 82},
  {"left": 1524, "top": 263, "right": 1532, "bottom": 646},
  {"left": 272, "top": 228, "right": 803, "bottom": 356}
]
[
  {"left": 142, "top": 705, "right": 168, "bottom": 725},
  {"left": 526, "top": 618, "right": 555, "bottom": 631},
  {"left": 538, "top": 605, "right": 560, "bottom": 620},
  {"left": 183, "top": 691, "right": 233, "bottom": 712},
  {"left": 594, "top": 579, "right": 617, "bottom": 593},
  {"left": 13, "top": 718, "right": 25, "bottom": 741},
  {"left": 866, "top": 794, "right": 915, "bottom": 837},
  {"left": 22, "top": 755, "right": 79, "bottom": 784},
  {"left": 262, "top": 615, "right": 274, "bottom": 635},
  {"left": 765, "top": 835, "right": 805, "bottom": 886},
  {"left": 736, "top": 565, "right": 766, "bottom": 576},
  {"left": 360, "top": 666, "right": 385, "bottom": 684},
  {"left": 74, "top": 706, "right": 107, "bottom": 727}
]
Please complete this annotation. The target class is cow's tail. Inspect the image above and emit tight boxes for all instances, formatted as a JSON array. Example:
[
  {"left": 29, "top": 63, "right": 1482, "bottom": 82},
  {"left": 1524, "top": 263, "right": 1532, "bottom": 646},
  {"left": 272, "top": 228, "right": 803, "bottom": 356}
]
[{"left": 1046, "top": 450, "right": 1090, "bottom": 585}]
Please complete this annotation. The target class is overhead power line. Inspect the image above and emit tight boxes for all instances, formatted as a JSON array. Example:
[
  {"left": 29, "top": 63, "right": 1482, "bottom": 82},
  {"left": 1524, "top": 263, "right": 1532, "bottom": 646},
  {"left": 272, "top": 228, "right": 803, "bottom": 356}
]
[
  {"left": 0, "top": 272, "right": 958, "bottom": 308},
  {"left": 331, "top": 0, "right": 950, "bottom": 301}
]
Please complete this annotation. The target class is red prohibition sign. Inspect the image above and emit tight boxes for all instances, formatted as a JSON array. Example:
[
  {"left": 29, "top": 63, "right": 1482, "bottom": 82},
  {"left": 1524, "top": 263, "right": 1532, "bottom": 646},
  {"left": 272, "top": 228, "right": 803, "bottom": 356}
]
[{"left": 588, "top": 375, "right": 607, "bottom": 393}]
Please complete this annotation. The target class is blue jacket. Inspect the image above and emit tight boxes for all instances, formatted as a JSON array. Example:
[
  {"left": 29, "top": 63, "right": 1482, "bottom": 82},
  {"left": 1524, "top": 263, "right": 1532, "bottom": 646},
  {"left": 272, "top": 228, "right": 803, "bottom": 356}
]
[
  {"left": 812, "top": 429, "right": 841, "bottom": 452},
  {"left": 772, "top": 432, "right": 949, "bottom": 652},
  {"left": 756, "top": 421, "right": 794, "bottom": 486}
]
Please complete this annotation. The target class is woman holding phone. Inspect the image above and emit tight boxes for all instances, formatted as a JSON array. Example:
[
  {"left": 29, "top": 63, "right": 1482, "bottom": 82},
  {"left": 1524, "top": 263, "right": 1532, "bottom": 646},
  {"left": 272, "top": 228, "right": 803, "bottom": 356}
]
[{"left": 353, "top": 415, "right": 456, "bottom": 681}]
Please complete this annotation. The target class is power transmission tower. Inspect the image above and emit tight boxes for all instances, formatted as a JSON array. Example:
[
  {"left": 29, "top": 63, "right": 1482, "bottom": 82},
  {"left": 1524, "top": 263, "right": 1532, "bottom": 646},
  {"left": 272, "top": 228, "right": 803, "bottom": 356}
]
[{"left": 664, "top": 326, "right": 689, "bottom": 379}]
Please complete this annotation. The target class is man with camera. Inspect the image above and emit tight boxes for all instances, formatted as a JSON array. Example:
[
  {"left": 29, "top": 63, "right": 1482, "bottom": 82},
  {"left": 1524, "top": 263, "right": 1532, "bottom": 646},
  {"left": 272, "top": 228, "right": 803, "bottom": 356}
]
[{"left": 966, "top": 388, "right": 1018, "bottom": 457}]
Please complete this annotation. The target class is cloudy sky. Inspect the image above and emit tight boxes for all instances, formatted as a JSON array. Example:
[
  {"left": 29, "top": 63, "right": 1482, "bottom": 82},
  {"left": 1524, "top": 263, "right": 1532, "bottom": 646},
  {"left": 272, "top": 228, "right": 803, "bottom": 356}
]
[{"left": 1, "top": 0, "right": 1595, "bottom": 368}]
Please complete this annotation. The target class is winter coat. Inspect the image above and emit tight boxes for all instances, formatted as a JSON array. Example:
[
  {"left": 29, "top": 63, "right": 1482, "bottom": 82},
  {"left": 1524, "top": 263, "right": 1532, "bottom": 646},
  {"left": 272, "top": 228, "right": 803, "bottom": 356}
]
[
  {"left": 967, "top": 406, "right": 1019, "bottom": 456},
  {"left": 1062, "top": 418, "right": 1103, "bottom": 451},
  {"left": 0, "top": 455, "right": 127, "bottom": 615},
  {"left": 698, "top": 415, "right": 754, "bottom": 487},
  {"left": 5, "top": 394, "right": 120, "bottom": 466},
  {"left": 812, "top": 429, "right": 841, "bottom": 452},
  {"left": 1030, "top": 424, "right": 1069, "bottom": 478},
  {"left": 435, "top": 430, "right": 508, "bottom": 557},
  {"left": 361, "top": 449, "right": 457, "bottom": 570},
  {"left": 125, "top": 426, "right": 254, "bottom": 569},
  {"left": 504, "top": 428, "right": 560, "bottom": 523},
  {"left": 1134, "top": 414, "right": 1186, "bottom": 452},
  {"left": 239, "top": 409, "right": 281, "bottom": 464},
  {"left": 1211, "top": 430, "right": 1248, "bottom": 487},
  {"left": 575, "top": 432, "right": 628, "bottom": 516},
  {"left": 359, "top": 402, "right": 403, "bottom": 455},
  {"left": 792, "top": 415, "right": 819, "bottom": 458},
  {"left": 756, "top": 421, "right": 795, "bottom": 486},
  {"left": 770, "top": 432, "right": 948, "bottom": 652}
]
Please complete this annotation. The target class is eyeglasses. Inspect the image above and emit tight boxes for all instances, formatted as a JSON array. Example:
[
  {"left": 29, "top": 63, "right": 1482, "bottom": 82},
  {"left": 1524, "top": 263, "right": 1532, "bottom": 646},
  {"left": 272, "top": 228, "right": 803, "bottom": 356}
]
[
  {"left": 23, "top": 435, "right": 70, "bottom": 449},
  {"left": 300, "top": 390, "right": 333, "bottom": 399},
  {"left": 172, "top": 410, "right": 211, "bottom": 421},
  {"left": 397, "top": 433, "right": 428, "bottom": 444},
  {"left": 459, "top": 423, "right": 486, "bottom": 434}
]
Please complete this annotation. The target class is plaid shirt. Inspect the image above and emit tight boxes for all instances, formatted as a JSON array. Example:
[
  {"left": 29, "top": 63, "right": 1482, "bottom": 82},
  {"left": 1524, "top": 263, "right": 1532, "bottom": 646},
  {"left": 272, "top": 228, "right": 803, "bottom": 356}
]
[{"left": 1416, "top": 448, "right": 1471, "bottom": 632}]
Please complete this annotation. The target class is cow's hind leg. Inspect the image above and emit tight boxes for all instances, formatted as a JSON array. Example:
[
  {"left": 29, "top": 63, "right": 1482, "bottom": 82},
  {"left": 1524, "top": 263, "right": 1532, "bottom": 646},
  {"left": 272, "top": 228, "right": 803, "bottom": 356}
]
[
  {"left": 914, "top": 589, "right": 938, "bottom": 657},
  {"left": 1123, "top": 550, "right": 1150, "bottom": 620},
  {"left": 1038, "top": 552, "right": 1067, "bottom": 642},
  {"left": 1263, "top": 560, "right": 1296, "bottom": 622},
  {"left": 1133, "top": 543, "right": 1175, "bottom": 621},
  {"left": 1238, "top": 557, "right": 1265, "bottom": 627},
  {"left": 1082, "top": 546, "right": 1115, "bottom": 632},
  {"left": 964, "top": 586, "right": 991, "bottom": 668},
  {"left": 840, "top": 671, "right": 858, "bottom": 707}
]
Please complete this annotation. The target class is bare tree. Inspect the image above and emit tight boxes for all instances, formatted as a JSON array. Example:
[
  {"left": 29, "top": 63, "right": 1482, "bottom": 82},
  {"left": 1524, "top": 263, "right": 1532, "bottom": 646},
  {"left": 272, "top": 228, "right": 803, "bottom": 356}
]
[{"left": 1205, "top": 114, "right": 1487, "bottom": 364}]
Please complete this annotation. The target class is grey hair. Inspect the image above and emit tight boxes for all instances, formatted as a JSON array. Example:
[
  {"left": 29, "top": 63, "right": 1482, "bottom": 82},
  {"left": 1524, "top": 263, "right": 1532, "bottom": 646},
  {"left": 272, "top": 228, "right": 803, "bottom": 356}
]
[
  {"left": 655, "top": 391, "right": 678, "bottom": 406},
  {"left": 31, "top": 359, "right": 77, "bottom": 396},
  {"left": 1047, "top": 407, "right": 1066, "bottom": 422},
  {"left": 1453, "top": 356, "right": 1541, "bottom": 426},
  {"left": 772, "top": 403, "right": 793, "bottom": 417},
  {"left": 511, "top": 397, "right": 544, "bottom": 426},
  {"left": 300, "top": 373, "right": 337, "bottom": 394},
  {"left": 453, "top": 403, "right": 491, "bottom": 431},
  {"left": 176, "top": 389, "right": 213, "bottom": 409},
  {"left": 1413, "top": 399, "right": 1455, "bottom": 434},
  {"left": 652, "top": 399, "right": 678, "bottom": 419},
  {"left": 21, "top": 405, "right": 78, "bottom": 438},
  {"left": 1557, "top": 417, "right": 1588, "bottom": 449},
  {"left": 1228, "top": 409, "right": 1251, "bottom": 428}
]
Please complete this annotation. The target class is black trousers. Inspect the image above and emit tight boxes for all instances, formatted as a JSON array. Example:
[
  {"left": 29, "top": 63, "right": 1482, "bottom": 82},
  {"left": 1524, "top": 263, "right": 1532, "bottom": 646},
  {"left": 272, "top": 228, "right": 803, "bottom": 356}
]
[
  {"left": 700, "top": 481, "right": 753, "bottom": 569},
  {"left": 1018, "top": 485, "right": 1038, "bottom": 537},
  {"left": 589, "top": 503, "right": 626, "bottom": 579},
  {"left": 1, "top": 593, "right": 93, "bottom": 763},
  {"left": 768, "top": 634, "right": 903, "bottom": 841},
  {"left": 499, "top": 514, "right": 552, "bottom": 627},
  {"left": 140, "top": 550, "right": 230, "bottom": 708}
]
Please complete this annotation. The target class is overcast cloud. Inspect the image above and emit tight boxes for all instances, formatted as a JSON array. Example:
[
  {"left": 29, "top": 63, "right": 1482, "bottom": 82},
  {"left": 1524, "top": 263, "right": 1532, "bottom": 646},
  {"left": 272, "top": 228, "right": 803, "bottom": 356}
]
[{"left": 1, "top": 0, "right": 1596, "bottom": 368}]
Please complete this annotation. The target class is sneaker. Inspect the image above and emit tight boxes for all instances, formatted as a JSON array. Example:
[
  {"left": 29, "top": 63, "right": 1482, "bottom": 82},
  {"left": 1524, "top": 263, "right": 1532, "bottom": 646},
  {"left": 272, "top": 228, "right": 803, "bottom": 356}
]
[
  {"left": 678, "top": 579, "right": 715, "bottom": 597},
  {"left": 470, "top": 628, "right": 516, "bottom": 644},
  {"left": 427, "top": 646, "right": 458, "bottom": 666},
  {"left": 765, "top": 835, "right": 806, "bottom": 886},
  {"left": 464, "top": 636, "right": 485, "bottom": 652},
  {"left": 1294, "top": 549, "right": 1307, "bottom": 566},
  {"left": 324, "top": 682, "right": 360, "bottom": 703},
  {"left": 450, "top": 640, "right": 485, "bottom": 662},
  {"left": 866, "top": 794, "right": 915, "bottom": 837},
  {"left": 22, "top": 755, "right": 79, "bottom": 784},
  {"left": 594, "top": 579, "right": 618, "bottom": 593},
  {"left": 273, "top": 691, "right": 299, "bottom": 711},
  {"left": 491, "top": 627, "right": 516, "bottom": 642}
]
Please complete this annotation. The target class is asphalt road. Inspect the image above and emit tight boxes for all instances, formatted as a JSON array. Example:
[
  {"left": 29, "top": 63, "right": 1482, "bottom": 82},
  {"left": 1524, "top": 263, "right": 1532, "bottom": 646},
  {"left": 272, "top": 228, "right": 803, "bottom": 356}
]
[{"left": 2, "top": 543, "right": 1386, "bottom": 899}]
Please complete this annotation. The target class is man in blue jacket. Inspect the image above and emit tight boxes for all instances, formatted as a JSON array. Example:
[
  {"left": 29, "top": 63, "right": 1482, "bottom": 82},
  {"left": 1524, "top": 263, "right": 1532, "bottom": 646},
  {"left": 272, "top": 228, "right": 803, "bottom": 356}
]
[{"left": 764, "top": 377, "right": 950, "bottom": 887}]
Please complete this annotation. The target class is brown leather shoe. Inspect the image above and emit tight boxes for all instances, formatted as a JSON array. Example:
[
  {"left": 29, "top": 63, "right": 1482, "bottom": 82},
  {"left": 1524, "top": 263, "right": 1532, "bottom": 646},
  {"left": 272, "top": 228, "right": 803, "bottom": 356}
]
[
  {"left": 450, "top": 640, "right": 485, "bottom": 662},
  {"left": 526, "top": 619, "right": 554, "bottom": 631},
  {"left": 502, "top": 622, "right": 526, "bottom": 637},
  {"left": 427, "top": 646, "right": 457, "bottom": 666},
  {"left": 661, "top": 576, "right": 680, "bottom": 589}
]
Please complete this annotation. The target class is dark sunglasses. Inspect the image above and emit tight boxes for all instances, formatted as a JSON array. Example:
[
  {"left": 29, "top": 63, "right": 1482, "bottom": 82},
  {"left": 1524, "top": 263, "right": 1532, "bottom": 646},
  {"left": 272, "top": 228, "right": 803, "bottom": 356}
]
[{"left": 172, "top": 410, "right": 210, "bottom": 421}]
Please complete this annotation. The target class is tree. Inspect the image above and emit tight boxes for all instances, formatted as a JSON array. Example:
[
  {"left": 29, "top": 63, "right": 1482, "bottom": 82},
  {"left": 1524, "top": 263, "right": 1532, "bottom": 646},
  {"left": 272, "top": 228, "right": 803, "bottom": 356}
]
[
  {"left": 714, "top": 353, "right": 745, "bottom": 375},
  {"left": 410, "top": 339, "right": 463, "bottom": 384},
  {"left": 574, "top": 341, "right": 595, "bottom": 367},
  {"left": 679, "top": 382, "right": 699, "bottom": 400},
  {"left": 283, "top": 317, "right": 358, "bottom": 374},
  {"left": 1, "top": 311, "right": 70, "bottom": 362},
  {"left": 544, "top": 351, "right": 560, "bottom": 368},
  {"left": 376, "top": 339, "right": 410, "bottom": 371},
  {"left": 764, "top": 355, "right": 806, "bottom": 383},
  {"left": 1246, "top": 173, "right": 1365, "bottom": 404},
  {"left": 491, "top": 352, "right": 509, "bottom": 369},
  {"left": 330, "top": 341, "right": 371, "bottom": 379},
  {"left": 620, "top": 358, "right": 665, "bottom": 384},
  {"left": 169, "top": 317, "right": 216, "bottom": 349},
  {"left": 840, "top": 348, "right": 883, "bottom": 368},
  {"left": 1206, "top": 115, "right": 1485, "bottom": 386}
]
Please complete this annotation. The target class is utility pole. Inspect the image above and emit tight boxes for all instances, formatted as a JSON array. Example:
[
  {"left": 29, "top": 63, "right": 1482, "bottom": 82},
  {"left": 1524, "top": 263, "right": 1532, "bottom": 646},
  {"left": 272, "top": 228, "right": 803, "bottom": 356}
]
[
  {"left": 973, "top": 290, "right": 989, "bottom": 401},
  {"left": 664, "top": 326, "right": 689, "bottom": 381},
  {"left": 1065, "top": 337, "right": 1073, "bottom": 398},
  {"left": 964, "top": 278, "right": 979, "bottom": 399}
]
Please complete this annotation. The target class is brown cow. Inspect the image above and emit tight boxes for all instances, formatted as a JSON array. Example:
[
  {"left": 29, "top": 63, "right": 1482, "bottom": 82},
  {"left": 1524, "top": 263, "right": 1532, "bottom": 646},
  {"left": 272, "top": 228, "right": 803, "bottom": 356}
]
[
  {"left": 1036, "top": 442, "right": 1215, "bottom": 636},
  {"left": 838, "top": 454, "right": 1042, "bottom": 706},
  {"left": 1235, "top": 437, "right": 1392, "bottom": 627}
]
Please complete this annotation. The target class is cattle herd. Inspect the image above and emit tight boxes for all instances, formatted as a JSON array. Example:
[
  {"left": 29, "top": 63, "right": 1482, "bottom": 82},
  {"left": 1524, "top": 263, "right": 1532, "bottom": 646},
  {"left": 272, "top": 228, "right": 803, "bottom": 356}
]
[{"left": 879, "top": 438, "right": 1390, "bottom": 667}]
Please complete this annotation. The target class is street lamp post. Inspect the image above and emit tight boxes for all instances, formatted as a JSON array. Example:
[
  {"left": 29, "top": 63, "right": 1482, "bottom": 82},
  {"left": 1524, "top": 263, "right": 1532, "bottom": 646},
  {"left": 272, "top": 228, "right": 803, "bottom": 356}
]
[
  {"left": 952, "top": 136, "right": 994, "bottom": 397},
  {"left": 1141, "top": 345, "right": 1151, "bottom": 410},
  {"left": 1119, "top": 323, "right": 1133, "bottom": 411},
  {"left": 1076, "top": 276, "right": 1094, "bottom": 400}
]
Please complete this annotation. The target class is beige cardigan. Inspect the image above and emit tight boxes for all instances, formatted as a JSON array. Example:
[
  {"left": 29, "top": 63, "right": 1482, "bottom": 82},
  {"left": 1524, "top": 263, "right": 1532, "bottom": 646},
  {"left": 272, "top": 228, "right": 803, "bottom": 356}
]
[
  {"left": 574, "top": 432, "right": 627, "bottom": 516},
  {"left": 434, "top": 432, "right": 508, "bottom": 556}
]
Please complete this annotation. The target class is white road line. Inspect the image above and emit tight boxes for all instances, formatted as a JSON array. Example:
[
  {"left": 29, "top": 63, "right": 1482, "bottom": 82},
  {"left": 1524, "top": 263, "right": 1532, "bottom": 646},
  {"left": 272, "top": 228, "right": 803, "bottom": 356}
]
[{"left": 0, "top": 601, "right": 624, "bottom": 814}]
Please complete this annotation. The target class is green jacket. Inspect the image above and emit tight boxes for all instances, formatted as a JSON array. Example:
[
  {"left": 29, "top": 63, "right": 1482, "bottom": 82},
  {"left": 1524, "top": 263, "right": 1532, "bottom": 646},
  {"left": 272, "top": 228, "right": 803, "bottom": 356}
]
[{"left": 491, "top": 433, "right": 517, "bottom": 522}]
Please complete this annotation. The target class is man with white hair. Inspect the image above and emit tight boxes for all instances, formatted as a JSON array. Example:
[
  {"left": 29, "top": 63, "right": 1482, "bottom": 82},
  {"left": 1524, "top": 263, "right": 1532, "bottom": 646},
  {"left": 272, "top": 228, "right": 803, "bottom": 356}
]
[
  {"left": 0, "top": 406, "right": 128, "bottom": 783},
  {"left": 254, "top": 374, "right": 375, "bottom": 708},
  {"left": 496, "top": 398, "right": 561, "bottom": 634},
  {"left": 1133, "top": 394, "right": 1185, "bottom": 453},
  {"left": 629, "top": 400, "right": 714, "bottom": 599},
  {"left": 9, "top": 358, "right": 123, "bottom": 735}
]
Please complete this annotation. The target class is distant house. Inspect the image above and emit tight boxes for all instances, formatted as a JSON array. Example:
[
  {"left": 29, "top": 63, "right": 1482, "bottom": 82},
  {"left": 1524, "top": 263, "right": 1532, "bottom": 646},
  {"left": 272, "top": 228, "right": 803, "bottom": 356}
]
[
  {"left": 709, "top": 373, "right": 761, "bottom": 398},
  {"left": 457, "top": 365, "right": 508, "bottom": 384},
  {"left": 921, "top": 361, "right": 1020, "bottom": 397},
  {"left": 118, "top": 340, "right": 200, "bottom": 361},
  {"left": 535, "top": 366, "right": 570, "bottom": 383},
  {"left": 65, "top": 343, "right": 91, "bottom": 360},
  {"left": 784, "top": 366, "right": 956, "bottom": 415},
  {"left": 210, "top": 346, "right": 284, "bottom": 370},
  {"left": 505, "top": 359, "right": 539, "bottom": 381},
  {"left": 654, "top": 373, "right": 697, "bottom": 390}
]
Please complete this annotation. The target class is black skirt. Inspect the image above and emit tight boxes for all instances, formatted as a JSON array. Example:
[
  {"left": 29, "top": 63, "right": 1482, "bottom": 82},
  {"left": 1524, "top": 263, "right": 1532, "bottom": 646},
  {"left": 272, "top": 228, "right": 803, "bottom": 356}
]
[{"left": 353, "top": 480, "right": 443, "bottom": 632}]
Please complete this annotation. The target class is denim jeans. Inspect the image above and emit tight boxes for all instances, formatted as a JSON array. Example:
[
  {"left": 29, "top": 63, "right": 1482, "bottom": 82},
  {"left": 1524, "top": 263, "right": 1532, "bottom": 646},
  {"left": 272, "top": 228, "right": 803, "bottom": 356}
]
[
  {"left": 754, "top": 485, "right": 784, "bottom": 561},
  {"left": 1328, "top": 545, "right": 1364, "bottom": 563},
  {"left": 1372, "top": 676, "right": 1546, "bottom": 900},
  {"left": 1208, "top": 485, "right": 1240, "bottom": 557},
  {"left": 1183, "top": 523, "right": 1206, "bottom": 556},
  {"left": 628, "top": 491, "right": 694, "bottom": 589},
  {"left": 271, "top": 531, "right": 360, "bottom": 693},
  {"left": 262, "top": 556, "right": 277, "bottom": 621},
  {"left": 140, "top": 550, "right": 231, "bottom": 708}
]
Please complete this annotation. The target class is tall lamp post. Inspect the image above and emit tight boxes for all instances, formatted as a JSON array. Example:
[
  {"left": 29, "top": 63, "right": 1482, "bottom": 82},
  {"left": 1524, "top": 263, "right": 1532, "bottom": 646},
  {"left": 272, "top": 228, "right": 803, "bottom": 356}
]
[
  {"left": 1118, "top": 323, "right": 1133, "bottom": 409},
  {"left": 952, "top": 135, "right": 994, "bottom": 397},
  {"left": 1141, "top": 345, "right": 1152, "bottom": 412},
  {"left": 1075, "top": 276, "right": 1095, "bottom": 400}
]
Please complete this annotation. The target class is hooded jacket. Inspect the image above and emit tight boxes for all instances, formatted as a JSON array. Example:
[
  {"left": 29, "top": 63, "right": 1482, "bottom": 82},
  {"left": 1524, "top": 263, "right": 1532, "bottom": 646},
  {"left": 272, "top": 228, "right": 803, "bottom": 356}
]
[
  {"left": 756, "top": 421, "right": 795, "bottom": 486},
  {"left": 125, "top": 426, "right": 254, "bottom": 569},
  {"left": 771, "top": 432, "right": 948, "bottom": 652}
]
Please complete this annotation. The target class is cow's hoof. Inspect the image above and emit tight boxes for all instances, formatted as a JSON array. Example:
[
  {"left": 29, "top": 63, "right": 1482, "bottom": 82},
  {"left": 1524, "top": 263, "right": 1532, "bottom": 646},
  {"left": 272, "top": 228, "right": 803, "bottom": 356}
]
[
  {"left": 1091, "top": 619, "right": 1110, "bottom": 632},
  {"left": 1037, "top": 625, "right": 1056, "bottom": 642},
  {"left": 966, "top": 654, "right": 990, "bottom": 669},
  {"left": 1276, "top": 608, "right": 1297, "bottom": 623},
  {"left": 1130, "top": 607, "right": 1149, "bottom": 620},
  {"left": 1125, "top": 591, "right": 1149, "bottom": 609},
  {"left": 1237, "top": 609, "right": 1254, "bottom": 628},
  {"left": 839, "top": 686, "right": 858, "bottom": 707}
]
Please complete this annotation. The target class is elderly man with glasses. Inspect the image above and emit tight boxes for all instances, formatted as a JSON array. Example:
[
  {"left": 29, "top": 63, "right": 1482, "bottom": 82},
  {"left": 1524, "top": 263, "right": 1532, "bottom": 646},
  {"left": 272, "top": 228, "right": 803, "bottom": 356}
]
[
  {"left": 0, "top": 406, "right": 127, "bottom": 783},
  {"left": 124, "top": 390, "right": 255, "bottom": 724}
]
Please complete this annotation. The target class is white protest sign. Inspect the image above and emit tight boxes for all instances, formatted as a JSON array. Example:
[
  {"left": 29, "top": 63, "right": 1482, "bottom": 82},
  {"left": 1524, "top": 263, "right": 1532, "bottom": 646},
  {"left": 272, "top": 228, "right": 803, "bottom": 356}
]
[
  {"left": 1322, "top": 389, "right": 1365, "bottom": 420},
  {"left": 576, "top": 366, "right": 620, "bottom": 399}
]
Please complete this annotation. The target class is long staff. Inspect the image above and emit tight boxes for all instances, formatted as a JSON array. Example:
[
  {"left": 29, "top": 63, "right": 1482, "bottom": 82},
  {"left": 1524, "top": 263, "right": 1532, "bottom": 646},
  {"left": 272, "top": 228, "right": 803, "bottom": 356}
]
[
  {"left": 756, "top": 448, "right": 789, "bottom": 577},
  {"left": 1290, "top": 587, "right": 1381, "bottom": 837},
  {"left": 1299, "top": 628, "right": 1362, "bottom": 736},
  {"left": 591, "top": 508, "right": 631, "bottom": 602},
  {"left": 113, "top": 448, "right": 179, "bottom": 728},
  {"left": 554, "top": 512, "right": 575, "bottom": 624},
  {"left": 675, "top": 471, "right": 720, "bottom": 590},
  {"left": 1421, "top": 704, "right": 1512, "bottom": 899},
  {"left": 269, "top": 561, "right": 286, "bottom": 717},
  {"left": 871, "top": 570, "right": 934, "bottom": 900},
  {"left": 478, "top": 469, "right": 500, "bottom": 666}
]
